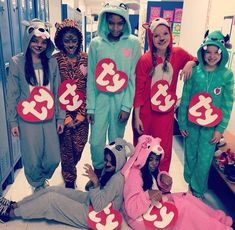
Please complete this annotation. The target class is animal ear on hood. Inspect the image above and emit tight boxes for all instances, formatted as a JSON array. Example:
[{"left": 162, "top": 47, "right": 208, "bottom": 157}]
[
  {"left": 125, "top": 1, "right": 140, "bottom": 10},
  {"left": 21, "top": 20, "right": 30, "bottom": 27},
  {"left": 45, "top": 22, "right": 52, "bottom": 28},
  {"left": 142, "top": 22, "right": 150, "bottom": 30},
  {"left": 224, "top": 34, "right": 232, "bottom": 49},
  {"left": 204, "top": 29, "right": 209, "bottom": 39}
]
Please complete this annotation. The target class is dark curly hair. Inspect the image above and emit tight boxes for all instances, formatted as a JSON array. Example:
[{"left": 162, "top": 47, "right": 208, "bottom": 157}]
[{"left": 54, "top": 27, "right": 83, "bottom": 54}]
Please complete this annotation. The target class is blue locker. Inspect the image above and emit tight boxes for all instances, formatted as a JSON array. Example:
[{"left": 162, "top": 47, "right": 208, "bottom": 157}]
[
  {"left": 8, "top": 0, "right": 22, "bottom": 55},
  {"left": 0, "top": 0, "right": 13, "bottom": 63},
  {"left": 35, "top": 0, "right": 46, "bottom": 21},
  {"left": 0, "top": 32, "right": 12, "bottom": 194},
  {"left": 27, "top": 0, "right": 35, "bottom": 19}
]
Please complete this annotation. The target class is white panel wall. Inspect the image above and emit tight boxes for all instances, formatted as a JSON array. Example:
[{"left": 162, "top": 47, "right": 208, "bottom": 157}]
[
  {"left": 179, "top": 0, "right": 210, "bottom": 56},
  {"left": 49, "top": 0, "right": 62, "bottom": 41}
]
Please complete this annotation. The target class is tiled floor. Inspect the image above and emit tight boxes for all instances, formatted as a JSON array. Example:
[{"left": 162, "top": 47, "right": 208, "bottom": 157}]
[{"left": 1, "top": 121, "right": 191, "bottom": 230}]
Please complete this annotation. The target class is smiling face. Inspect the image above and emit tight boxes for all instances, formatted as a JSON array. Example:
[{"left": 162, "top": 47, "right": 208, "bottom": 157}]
[
  {"left": 29, "top": 36, "right": 47, "bottom": 57},
  {"left": 152, "top": 24, "right": 171, "bottom": 52},
  {"left": 62, "top": 31, "right": 79, "bottom": 57},
  {"left": 148, "top": 153, "right": 161, "bottom": 173},
  {"left": 107, "top": 14, "right": 125, "bottom": 40},
  {"left": 104, "top": 152, "right": 116, "bottom": 173},
  {"left": 203, "top": 45, "right": 221, "bottom": 70}
]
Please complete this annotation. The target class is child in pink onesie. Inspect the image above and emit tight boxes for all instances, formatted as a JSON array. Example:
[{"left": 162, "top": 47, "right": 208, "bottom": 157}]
[{"left": 122, "top": 135, "right": 233, "bottom": 230}]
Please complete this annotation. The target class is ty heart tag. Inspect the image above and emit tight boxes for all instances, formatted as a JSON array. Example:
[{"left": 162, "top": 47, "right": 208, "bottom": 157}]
[
  {"left": 95, "top": 58, "right": 128, "bottom": 93},
  {"left": 188, "top": 92, "right": 223, "bottom": 127},
  {"left": 17, "top": 86, "right": 54, "bottom": 122},
  {"left": 150, "top": 80, "right": 177, "bottom": 112},
  {"left": 143, "top": 201, "right": 178, "bottom": 229},
  {"left": 87, "top": 203, "right": 122, "bottom": 230},
  {"left": 58, "top": 79, "right": 84, "bottom": 111}
]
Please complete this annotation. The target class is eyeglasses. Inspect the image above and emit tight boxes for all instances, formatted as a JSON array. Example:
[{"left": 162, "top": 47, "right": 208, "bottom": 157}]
[{"left": 104, "top": 3, "right": 128, "bottom": 11}]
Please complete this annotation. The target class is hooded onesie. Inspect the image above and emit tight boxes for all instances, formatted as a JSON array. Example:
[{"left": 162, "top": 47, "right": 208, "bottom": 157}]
[
  {"left": 6, "top": 19, "right": 65, "bottom": 188},
  {"left": 13, "top": 138, "right": 134, "bottom": 229},
  {"left": 122, "top": 135, "right": 233, "bottom": 230},
  {"left": 86, "top": 1, "right": 141, "bottom": 170},
  {"left": 178, "top": 31, "right": 234, "bottom": 197},
  {"left": 133, "top": 18, "right": 197, "bottom": 172},
  {"left": 53, "top": 19, "right": 89, "bottom": 187}
]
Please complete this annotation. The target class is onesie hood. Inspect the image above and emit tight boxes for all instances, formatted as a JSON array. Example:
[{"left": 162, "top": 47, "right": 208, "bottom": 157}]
[
  {"left": 54, "top": 19, "right": 83, "bottom": 53},
  {"left": 97, "top": 1, "right": 139, "bottom": 41},
  {"left": 143, "top": 17, "right": 173, "bottom": 53},
  {"left": 197, "top": 30, "right": 229, "bottom": 69},
  {"left": 121, "top": 135, "right": 164, "bottom": 178},
  {"left": 21, "top": 18, "right": 54, "bottom": 58},
  {"left": 105, "top": 138, "right": 134, "bottom": 172}
]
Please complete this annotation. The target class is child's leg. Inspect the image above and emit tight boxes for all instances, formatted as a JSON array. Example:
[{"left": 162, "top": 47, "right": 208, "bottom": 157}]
[
  {"left": 17, "top": 186, "right": 88, "bottom": 206},
  {"left": 90, "top": 111, "right": 109, "bottom": 170},
  {"left": 14, "top": 191, "right": 88, "bottom": 228},
  {"left": 190, "top": 127, "right": 215, "bottom": 197},
  {"left": 173, "top": 194, "right": 233, "bottom": 229},
  {"left": 183, "top": 124, "right": 200, "bottom": 185},
  {"left": 183, "top": 193, "right": 232, "bottom": 226}
]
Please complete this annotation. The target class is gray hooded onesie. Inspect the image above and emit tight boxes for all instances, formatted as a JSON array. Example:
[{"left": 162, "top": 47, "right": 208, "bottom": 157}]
[{"left": 6, "top": 19, "right": 65, "bottom": 188}]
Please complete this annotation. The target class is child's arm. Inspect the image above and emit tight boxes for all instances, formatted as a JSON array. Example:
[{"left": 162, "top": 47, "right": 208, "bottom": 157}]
[
  {"left": 157, "top": 171, "right": 173, "bottom": 193},
  {"left": 86, "top": 40, "right": 98, "bottom": 121},
  {"left": 6, "top": 58, "right": 20, "bottom": 131},
  {"left": 120, "top": 39, "right": 141, "bottom": 114},
  {"left": 178, "top": 75, "right": 193, "bottom": 136},
  {"left": 215, "top": 71, "right": 234, "bottom": 134}
]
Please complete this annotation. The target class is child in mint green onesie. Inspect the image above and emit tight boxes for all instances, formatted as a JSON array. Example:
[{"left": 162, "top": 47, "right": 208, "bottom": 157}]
[
  {"left": 86, "top": 1, "right": 141, "bottom": 185},
  {"left": 178, "top": 30, "right": 234, "bottom": 198}
]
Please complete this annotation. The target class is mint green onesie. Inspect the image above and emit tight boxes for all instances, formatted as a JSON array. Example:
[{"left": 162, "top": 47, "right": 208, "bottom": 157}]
[{"left": 86, "top": 2, "right": 141, "bottom": 169}]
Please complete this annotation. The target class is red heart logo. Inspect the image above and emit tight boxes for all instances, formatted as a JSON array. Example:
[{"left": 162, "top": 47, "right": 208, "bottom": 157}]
[
  {"left": 188, "top": 92, "right": 223, "bottom": 127},
  {"left": 143, "top": 201, "right": 178, "bottom": 229},
  {"left": 58, "top": 79, "right": 85, "bottom": 111},
  {"left": 17, "top": 86, "right": 54, "bottom": 122},
  {"left": 87, "top": 203, "right": 122, "bottom": 230},
  {"left": 95, "top": 58, "right": 128, "bottom": 93},
  {"left": 150, "top": 80, "right": 177, "bottom": 112}
]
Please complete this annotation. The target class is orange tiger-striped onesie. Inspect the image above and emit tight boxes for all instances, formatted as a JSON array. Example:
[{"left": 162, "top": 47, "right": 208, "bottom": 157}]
[{"left": 54, "top": 52, "right": 89, "bottom": 188}]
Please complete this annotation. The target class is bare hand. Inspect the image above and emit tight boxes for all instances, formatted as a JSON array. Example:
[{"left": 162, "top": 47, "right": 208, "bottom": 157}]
[
  {"left": 135, "top": 117, "right": 144, "bottom": 135},
  {"left": 180, "top": 61, "right": 195, "bottom": 81},
  {"left": 210, "top": 130, "right": 222, "bottom": 144},
  {"left": 180, "top": 130, "right": 189, "bottom": 137},
  {"left": 148, "top": 189, "right": 162, "bottom": 202},
  {"left": 11, "top": 126, "right": 20, "bottom": 137},
  {"left": 83, "top": 164, "right": 99, "bottom": 187},
  {"left": 160, "top": 174, "right": 173, "bottom": 187},
  {"left": 87, "top": 114, "right": 94, "bottom": 124},
  {"left": 118, "top": 110, "right": 130, "bottom": 123},
  {"left": 57, "top": 124, "right": 64, "bottom": 134}
]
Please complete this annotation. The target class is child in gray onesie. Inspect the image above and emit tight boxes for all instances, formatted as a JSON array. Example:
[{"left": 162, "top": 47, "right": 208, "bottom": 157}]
[{"left": 0, "top": 138, "right": 133, "bottom": 229}]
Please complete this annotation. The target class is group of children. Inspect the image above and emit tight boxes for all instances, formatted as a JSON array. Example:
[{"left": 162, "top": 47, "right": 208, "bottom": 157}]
[{"left": 0, "top": 0, "right": 234, "bottom": 229}]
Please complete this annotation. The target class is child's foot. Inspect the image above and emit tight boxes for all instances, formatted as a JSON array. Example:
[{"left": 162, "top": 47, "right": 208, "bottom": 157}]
[
  {"left": 65, "top": 181, "right": 76, "bottom": 189},
  {"left": 34, "top": 180, "right": 49, "bottom": 192},
  {"left": 0, "top": 197, "right": 12, "bottom": 223},
  {"left": 215, "top": 210, "right": 233, "bottom": 226}
]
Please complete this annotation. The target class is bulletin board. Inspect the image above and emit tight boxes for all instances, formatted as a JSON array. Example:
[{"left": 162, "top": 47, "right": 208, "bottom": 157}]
[{"left": 144, "top": 1, "right": 184, "bottom": 51}]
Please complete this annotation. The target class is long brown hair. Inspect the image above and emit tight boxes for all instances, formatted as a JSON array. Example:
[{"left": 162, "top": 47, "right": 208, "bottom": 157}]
[{"left": 25, "top": 37, "right": 50, "bottom": 86}]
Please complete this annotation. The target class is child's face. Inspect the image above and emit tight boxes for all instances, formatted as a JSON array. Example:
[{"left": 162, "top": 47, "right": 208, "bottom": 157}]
[
  {"left": 204, "top": 45, "right": 221, "bottom": 68},
  {"left": 104, "top": 153, "right": 116, "bottom": 173},
  {"left": 148, "top": 153, "right": 161, "bottom": 173},
  {"left": 29, "top": 36, "right": 47, "bottom": 56},
  {"left": 107, "top": 14, "right": 125, "bottom": 38},
  {"left": 152, "top": 25, "right": 171, "bottom": 52},
  {"left": 62, "top": 32, "right": 79, "bottom": 56}
]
